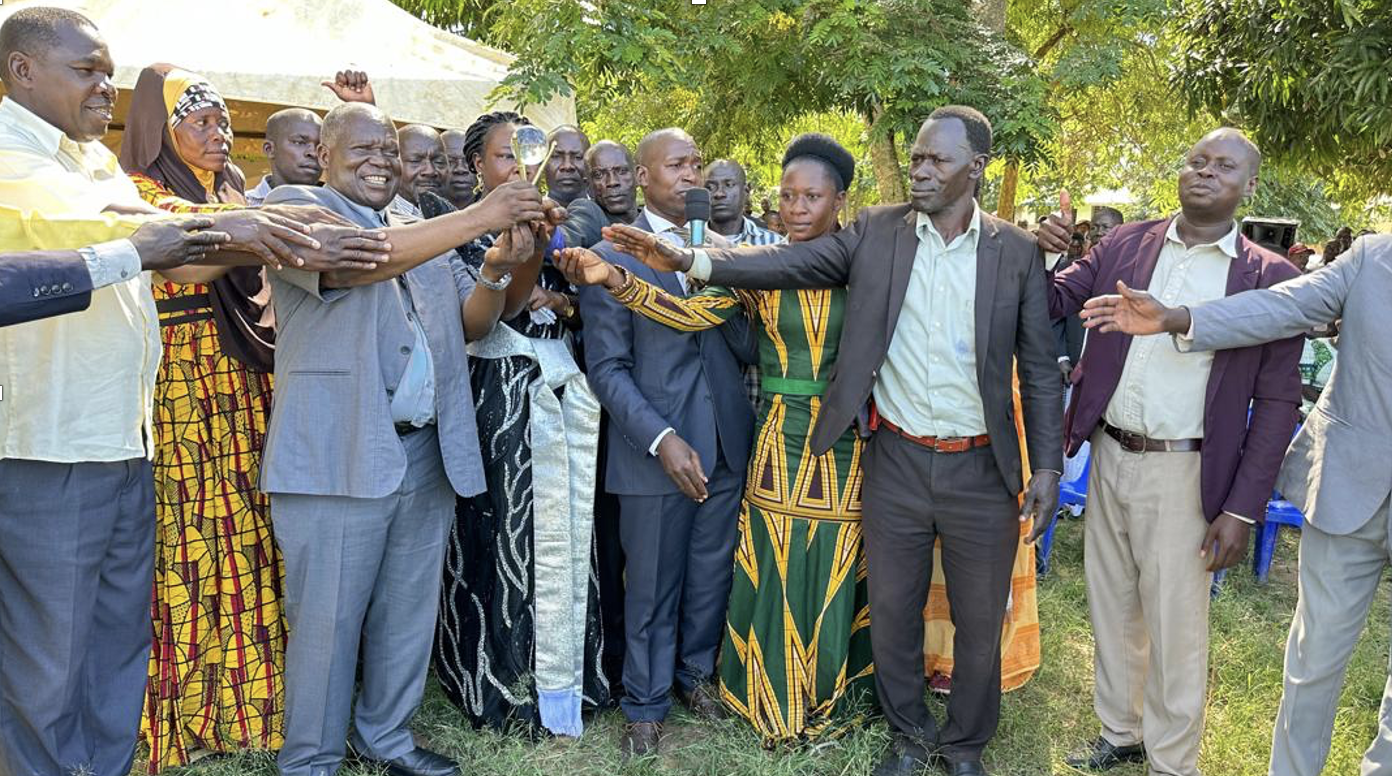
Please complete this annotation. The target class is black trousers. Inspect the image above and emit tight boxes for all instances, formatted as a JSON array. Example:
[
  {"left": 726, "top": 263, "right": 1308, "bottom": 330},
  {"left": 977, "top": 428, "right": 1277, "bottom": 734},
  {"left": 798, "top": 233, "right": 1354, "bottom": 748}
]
[
  {"left": 593, "top": 421, "right": 626, "bottom": 692},
  {"left": 861, "top": 431, "right": 1020, "bottom": 760}
]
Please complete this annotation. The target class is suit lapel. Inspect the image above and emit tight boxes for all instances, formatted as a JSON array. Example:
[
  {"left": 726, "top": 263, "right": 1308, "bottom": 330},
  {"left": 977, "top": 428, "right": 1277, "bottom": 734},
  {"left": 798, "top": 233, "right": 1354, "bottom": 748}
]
[
  {"left": 1205, "top": 234, "right": 1263, "bottom": 409},
  {"left": 632, "top": 212, "right": 686, "bottom": 297},
  {"left": 974, "top": 218, "right": 1002, "bottom": 388},
  {"left": 884, "top": 208, "right": 919, "bottom": 335},
  {"left": 1130, "top": 219, "right": 1169, "bottom": 290}
]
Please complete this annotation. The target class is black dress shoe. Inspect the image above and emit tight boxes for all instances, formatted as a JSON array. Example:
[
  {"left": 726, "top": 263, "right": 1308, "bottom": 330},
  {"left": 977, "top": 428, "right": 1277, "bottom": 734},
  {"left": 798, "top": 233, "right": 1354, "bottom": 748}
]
[
  {"left": 872, "top": 737, "right": 936, "bottom": 776},
  {"left": 354, "top": 746, "right": 460, "bottom": 776},
  {"left": 940, "top": 758, "right": 988, "bottom": 776},
  {"left": 676, "top": 683, "right": 726, "bottom": 720},
  {"left": 620, "top": 721, "right": 662, "bottom": 761},
  {"left": 1064, "top": 737, "right": 1146, "bottom": 771}
]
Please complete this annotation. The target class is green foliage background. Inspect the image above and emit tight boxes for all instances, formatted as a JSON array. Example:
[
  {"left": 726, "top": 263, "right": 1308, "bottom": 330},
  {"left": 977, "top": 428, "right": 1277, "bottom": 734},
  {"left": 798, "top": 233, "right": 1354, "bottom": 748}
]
[{"left": 393, "top": 0, "right": 1391, "bottom": 242}]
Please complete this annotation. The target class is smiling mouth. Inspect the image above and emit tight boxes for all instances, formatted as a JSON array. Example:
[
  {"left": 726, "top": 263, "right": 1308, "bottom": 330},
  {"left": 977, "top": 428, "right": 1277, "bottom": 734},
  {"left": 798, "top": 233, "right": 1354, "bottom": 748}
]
[
  {"left": 86, "top": 104, "right": 114, "bottom": 120},
  {"left": 363, "top": 174, "right": 390, "bottom": 186}
]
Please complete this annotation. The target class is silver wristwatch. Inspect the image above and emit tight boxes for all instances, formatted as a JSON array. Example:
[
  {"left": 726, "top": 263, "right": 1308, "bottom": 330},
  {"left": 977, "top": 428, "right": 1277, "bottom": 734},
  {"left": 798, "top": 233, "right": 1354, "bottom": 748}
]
[{"left": 477, "top": 270, "right": 513, "bottom": 291}]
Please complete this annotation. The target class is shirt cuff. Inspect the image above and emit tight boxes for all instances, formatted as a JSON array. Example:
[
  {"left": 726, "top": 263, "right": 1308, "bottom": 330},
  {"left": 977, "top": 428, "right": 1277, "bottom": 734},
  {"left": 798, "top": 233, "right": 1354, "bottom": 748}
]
[
  {"left": 689, "top": 248, "right": 712, "bottom": 282},
  {"left": 1043, "top": 251, "right": 1062, "bottom": 271},
  {"left": 1223, "top": 511, "right": 1257, "bottom": 525},
  {"left": 79, "top": 239, "right": 141, "bottom": 289},
  {"left": 1172, "top": 310, "right": 1197, "bottom": 353},
  {"left": 649, "top": 427, "right": 675, "bottom": 456}
]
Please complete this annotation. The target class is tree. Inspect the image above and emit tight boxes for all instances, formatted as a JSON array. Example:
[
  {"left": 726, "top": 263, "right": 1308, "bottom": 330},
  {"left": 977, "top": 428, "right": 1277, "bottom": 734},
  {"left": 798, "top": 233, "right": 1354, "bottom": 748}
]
[
  {"left": 397, "top": 0, "right": 1057, "bottom": 203},
  {"left": 1174, "top": 0, "right": 1392, "bottom": 197}
]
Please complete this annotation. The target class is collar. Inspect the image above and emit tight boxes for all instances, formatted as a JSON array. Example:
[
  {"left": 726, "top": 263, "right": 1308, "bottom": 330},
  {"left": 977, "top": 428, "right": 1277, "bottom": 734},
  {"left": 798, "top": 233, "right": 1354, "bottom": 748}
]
[
  {"left": 326, "top": 184, "right": 391, "bottom": 226},
  {"left": 1165, "top": 218, "right": 1239, "bottom": 258},
  {"left": 915, "top": 201, "right": 982, "bottom": 246},
  {"left": 643, "top": 206, "right": 684, "bottom": 235},
  {"left": 250, "top": 175, "right": 274, "bottom": 196},
  {"left": 737, "top": 216, "right": 762, "bottom": 241},
  {"left": 0, "top": 97, "right": 74, "bottom": 159}
]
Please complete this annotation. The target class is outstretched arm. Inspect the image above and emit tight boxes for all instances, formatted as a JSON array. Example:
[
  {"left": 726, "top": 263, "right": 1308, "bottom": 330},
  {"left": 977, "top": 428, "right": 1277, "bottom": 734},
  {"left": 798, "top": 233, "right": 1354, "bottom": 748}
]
[{"left": 555, "top": 245, "right": 753, "bottom": 332}]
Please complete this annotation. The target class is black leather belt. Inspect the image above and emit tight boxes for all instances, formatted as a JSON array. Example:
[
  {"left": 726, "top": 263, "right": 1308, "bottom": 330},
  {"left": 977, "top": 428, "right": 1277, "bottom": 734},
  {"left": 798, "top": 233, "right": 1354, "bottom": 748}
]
[
  {"left": 1101, "top": 420, "right": 1201, "bottom": 453},
  {"left": 156, "top": 293, "right": 213, "bottom": 327},
  {"left": 395, "top": 422, "right": 428, "bottom": 436}
]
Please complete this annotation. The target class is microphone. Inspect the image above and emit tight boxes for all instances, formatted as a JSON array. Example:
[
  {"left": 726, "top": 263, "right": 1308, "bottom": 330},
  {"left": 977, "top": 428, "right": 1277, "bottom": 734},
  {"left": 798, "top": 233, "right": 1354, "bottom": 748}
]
[{"left": 684, "top": 188, "right": 711, "bottom": 247}]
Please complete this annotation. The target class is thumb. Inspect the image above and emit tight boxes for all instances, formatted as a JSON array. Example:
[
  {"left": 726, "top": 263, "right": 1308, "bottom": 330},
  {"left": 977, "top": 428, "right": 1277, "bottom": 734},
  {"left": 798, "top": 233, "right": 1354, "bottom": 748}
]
[
  {"left": 1115, "top": 279, "right": 1136, "bottom": 298},
  {"left": 320, "top": 80, "right": 336, "bottom": 89},
  {"left": 1060, "top": 189, "right": 1074, "bottom": 222}
]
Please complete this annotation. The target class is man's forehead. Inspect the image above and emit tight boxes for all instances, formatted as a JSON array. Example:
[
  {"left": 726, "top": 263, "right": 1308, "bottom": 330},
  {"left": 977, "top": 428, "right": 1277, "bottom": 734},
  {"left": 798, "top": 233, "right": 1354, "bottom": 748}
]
[
  {"left": 914, "top": 119, "right": 971, "bottom": 151},
  {"left": 708, "top": 162, "right": 743, "bottom": 180},
  {"left": 592, "top": 146, "right": 630, "bottom": 167},
  {"left": 48, "top": 24, "right": 111, "bottom": 62}
]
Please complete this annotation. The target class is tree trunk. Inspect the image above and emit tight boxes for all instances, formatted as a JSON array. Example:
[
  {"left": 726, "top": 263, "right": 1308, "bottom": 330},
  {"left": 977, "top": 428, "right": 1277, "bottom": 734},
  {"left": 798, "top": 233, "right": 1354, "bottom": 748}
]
[
  {"left": 866, "top": 109, "right": 907, "bottom": 204},
  {"left": 997, "top": 160, "right": 1019, "bottom": 222},
  {"left": 974, "top": 0, "right": 1007, "bottom": 33}
]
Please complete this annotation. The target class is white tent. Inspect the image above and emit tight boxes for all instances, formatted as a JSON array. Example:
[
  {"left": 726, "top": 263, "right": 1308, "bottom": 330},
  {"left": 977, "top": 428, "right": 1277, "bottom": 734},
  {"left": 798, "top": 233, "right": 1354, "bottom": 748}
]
[{"left": 0, "top": 0, "right": 576, "bottom": 175}]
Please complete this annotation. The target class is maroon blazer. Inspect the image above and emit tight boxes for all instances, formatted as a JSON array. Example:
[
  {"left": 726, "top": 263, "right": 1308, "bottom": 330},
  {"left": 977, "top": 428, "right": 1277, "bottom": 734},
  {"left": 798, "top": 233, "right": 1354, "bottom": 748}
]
[{"left": 1049, "top": 218, "right": 1302, "bottom": 523}]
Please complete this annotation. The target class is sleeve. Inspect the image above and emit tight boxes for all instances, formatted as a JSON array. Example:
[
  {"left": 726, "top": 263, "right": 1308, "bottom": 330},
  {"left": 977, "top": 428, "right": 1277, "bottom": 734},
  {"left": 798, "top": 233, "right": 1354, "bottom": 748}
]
[
  {"left": 1016, "top": 246, "right": 1066, "bottom": 473},
  {"left": 1184, "top": 241, "right": 1362, "bottom": 353},
  {"left": 260, "top": 186, "right": 350, "bottom": 303},
  {"left": 0, "top": 252, "right": 95, "bottom": 327},
  {"left": 1047, "top": 237, "right": 1108, "bottom": 320},
  {"left": 79, "top": 239, "right": 141, "bottom": 289},
  {"left": 0, "top": 205, "right": 151, "bottom": 250},
  {"left": 560, "top": 198, "right": 607, "bottom": 249},
  {"left": 609, "top": 274, "right": 756, "bottom": 332},
  {"left": 578, "top": 275, "right": 676, "bottom": 455},
  {"left": 700, "top": 210, "right": 865, "bottom": 290}
]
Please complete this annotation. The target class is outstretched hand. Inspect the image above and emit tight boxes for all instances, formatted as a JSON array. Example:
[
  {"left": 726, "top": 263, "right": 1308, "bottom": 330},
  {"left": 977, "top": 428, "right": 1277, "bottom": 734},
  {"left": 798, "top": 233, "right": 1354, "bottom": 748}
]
[
  {"left": 554, "top": 247, "right": 623, "bottom": 289},
  {"left": 1080, "top": 280, "right": 1186, "bottom": 335},
  {"left": 602, "top": 224, "right": 693, "bottom": 273},
  {"left": 482, "top": 224, "right": 535, "bottom": 275},
  {"left": 1035, "top": 190, "right": 1075, "bottom": 256},
  {"left": 1022, "top": 470, "right": 1062, "bottom": 545}
]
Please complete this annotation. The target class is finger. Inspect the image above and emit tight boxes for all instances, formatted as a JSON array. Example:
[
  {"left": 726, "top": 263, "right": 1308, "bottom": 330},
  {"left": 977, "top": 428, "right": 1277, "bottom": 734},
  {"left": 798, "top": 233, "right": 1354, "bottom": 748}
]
[
  {"left": 1199, "top": 522, "right": 1219, "bottom": 559},
  {"left": 259, "top": 235, "right": 302, "bottom": 269},
  {"left": 175, "top": 216, "right": 217, "bottom": 232},
  {"left": 267, "top": 224, "right": 320, "bottom": 251},
  {"left": 321, "top": 80, "right": 336, "bottom": 90},
  {"left": 1116, "top": 280, "right": 1135, "bottom": 297},
  {"left": 247, "top": 242, "right": 283, "bottom": 271},
  {"left": 338, "top": 249, "right": 391, "bottom": 264},
  {"left": 1060, "top": 189, "right": 1073, "bottom": 222},
  {"left": 687, "top": 464, "right": 709, "bottom": 501},
  {"left": 188, "top": 230, "right": 231, "bottom": 246},
  {"left": 339, "top": 237, "right": 392, "bottom": 253},
  {"left": 675, "top": 469, "right": 701, "bottom": 501}
]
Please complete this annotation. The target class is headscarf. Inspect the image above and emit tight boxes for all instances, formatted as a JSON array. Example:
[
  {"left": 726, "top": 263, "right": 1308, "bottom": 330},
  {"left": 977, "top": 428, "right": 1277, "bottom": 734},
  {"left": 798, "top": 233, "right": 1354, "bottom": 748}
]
[{"left": 119, "top": 64, "right": 275, "bottom": 373}]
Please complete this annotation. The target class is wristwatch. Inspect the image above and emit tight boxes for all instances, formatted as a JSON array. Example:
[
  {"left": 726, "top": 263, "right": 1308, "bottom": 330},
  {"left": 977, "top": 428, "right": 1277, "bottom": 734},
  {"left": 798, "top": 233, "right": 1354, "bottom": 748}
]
[{"left": 477, "top": 270, "right": 512, "bottom": 291}]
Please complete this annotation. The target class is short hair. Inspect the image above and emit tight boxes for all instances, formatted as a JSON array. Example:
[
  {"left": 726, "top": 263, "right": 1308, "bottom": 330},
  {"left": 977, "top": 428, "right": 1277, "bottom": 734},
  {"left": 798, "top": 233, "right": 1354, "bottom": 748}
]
[
  {"left": 1092, "top": 206, "right": 1124, "bottom": 224},
  {"left": 635, "top": 128, "right": 695, "bottom": 168},
  {"left": 782, "top": 133, "right": 855, "bottom": 193},
  {"left": 704, "top": 159, "right": 745, "bottom": 180},
  {"left": 265, "top": 108, "right": 320, "bottom": 140},
  {"left": 548, "top": 123, "right": 590, "bottom": 147},
  {"left": 585, "top": 139, "right": 633, "bottom": 168},
  {"left": 398, "top": 124, "right": 442, "bottom": 144},
  {"left": 321, "top": 103, "right": 393, "bottom": 150},
  {"left": 926, "top": 105, "right": 993, "bottom": 157},
  {"left": 461, "top": 111, "right": 528, "bottom": 173},
  {"left": 0, "top": 7, "right": 97, "bottom": 86}
]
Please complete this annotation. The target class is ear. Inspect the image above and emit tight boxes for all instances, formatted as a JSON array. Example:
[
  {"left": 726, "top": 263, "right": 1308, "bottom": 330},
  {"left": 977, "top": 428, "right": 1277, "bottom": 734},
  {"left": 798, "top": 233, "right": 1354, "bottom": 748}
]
[
  {"left": 316, "top": 143, "right": 330, "bottom": 170},
  {"left": 6, "top": 52, "right": 33, "bottom": 90},
  {"left": 470, "top": 151, "right": 484, "bottom": 175},
  {"left": 635, "top": 164, "right": 649, "bottom": 188},
  {"left": 262, "top": 140, "right": 274, "bottom": 159},
  {"left": 970, "top": 153, "right": 990, "bottom": 181},
  {"left": 833, "top": 190, "right": 847, "bottom": 211},
  {"left": 1243, "top": 173, "right": 1259, "bottom": 199}
]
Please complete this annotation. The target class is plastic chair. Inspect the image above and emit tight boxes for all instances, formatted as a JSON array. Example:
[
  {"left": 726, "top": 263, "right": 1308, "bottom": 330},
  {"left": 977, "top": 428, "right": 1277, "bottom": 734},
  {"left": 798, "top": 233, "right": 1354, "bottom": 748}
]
[
  {"left": 1254, "top": 497, "right": 1305, "bottom": 583},
  {"left": 1037, "top": 451, "right": 1091, "bottom": 577}
]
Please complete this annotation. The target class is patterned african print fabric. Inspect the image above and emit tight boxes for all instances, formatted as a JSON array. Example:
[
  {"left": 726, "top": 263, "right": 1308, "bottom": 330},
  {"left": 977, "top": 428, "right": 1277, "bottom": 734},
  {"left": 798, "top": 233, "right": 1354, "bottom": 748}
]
[
  {"left": 922, "top": 369, "right": 1041, "bottom": 693},
  {"left": 432, "top": 234, "right": 610, "bottom": 734},
  {"left": 609, "top": 277, "right": 876, "bottom": 745},
  {"left": 130, "top": 174, "right": 286, "bottom": 771}
]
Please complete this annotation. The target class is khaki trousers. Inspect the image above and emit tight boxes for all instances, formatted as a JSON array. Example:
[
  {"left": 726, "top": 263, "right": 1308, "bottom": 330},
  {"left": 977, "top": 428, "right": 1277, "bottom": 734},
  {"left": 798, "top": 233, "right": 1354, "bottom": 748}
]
[{"left": 1086, "top": 430, "right": 1213, "bottom": 776}]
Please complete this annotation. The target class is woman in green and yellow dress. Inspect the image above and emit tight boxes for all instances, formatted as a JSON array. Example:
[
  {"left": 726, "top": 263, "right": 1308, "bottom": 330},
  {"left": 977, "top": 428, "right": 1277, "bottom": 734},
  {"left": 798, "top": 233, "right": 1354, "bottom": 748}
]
[{"left": 558, "top": 134, "right": 874, "bottom": 744}]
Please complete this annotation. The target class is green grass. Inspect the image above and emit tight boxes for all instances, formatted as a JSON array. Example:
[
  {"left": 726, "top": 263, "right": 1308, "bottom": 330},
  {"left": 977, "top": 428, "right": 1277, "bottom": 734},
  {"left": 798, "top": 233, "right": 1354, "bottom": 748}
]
[{"left": 141, "top": 521, "right": 1389, "bottom": 776}]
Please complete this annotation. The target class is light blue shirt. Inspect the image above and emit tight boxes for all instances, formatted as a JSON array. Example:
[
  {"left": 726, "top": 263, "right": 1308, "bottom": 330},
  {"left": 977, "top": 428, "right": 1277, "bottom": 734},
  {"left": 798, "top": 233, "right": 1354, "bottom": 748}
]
[{"left": 873, "top": 205, "right": 987, "bottom": 437}]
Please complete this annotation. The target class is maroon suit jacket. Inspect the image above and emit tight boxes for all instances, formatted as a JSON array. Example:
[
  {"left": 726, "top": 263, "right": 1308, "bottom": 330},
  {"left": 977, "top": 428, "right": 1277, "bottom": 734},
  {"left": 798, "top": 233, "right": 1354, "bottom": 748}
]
[{"left": 1049, "top": 218, "right": 1302, "bottom": 523}]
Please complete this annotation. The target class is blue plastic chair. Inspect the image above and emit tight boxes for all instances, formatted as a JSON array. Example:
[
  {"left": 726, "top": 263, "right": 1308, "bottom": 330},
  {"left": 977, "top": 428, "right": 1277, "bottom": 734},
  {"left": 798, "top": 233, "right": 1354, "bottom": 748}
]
[
  {"left": 1037, "top": 452, "right": 1091, "bottom": 577},
  {"left": 1254, "top": 496, "right": 1305, "bottom": 583}
]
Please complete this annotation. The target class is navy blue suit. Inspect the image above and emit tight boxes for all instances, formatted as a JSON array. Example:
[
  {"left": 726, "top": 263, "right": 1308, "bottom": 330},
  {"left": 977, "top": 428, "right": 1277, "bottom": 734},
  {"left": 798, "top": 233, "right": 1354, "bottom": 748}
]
[
  {"left": 579, "top": 213, "right": 754, "bottom": 722},
  {"left": 0, "top": 253, "right": 93, "bottom": 327}
]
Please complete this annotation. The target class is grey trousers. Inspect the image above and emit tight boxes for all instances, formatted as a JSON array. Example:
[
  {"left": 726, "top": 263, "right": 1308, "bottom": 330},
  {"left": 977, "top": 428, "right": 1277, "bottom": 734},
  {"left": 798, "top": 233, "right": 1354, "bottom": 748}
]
[
  {"left": 861, "top": 431, "right": 1021, "bottom": 761},
  {"left": 271, "top": 428, "right": 455, "bottom": 776},
  {"left": 1269, "top": 497, "right": 1392, "bottom": 776},
  {"left": 0, "top": 457, "right": 155, "bottom": 776}
]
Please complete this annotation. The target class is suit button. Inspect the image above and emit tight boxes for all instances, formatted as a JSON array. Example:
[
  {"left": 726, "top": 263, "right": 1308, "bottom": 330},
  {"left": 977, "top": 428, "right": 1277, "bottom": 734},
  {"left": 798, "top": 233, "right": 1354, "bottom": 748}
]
[
  {"left": 32, "top": 288, "right": 41, "bottom": 298},
  {"left": 61, "top": 282, "right": 73, "bottom": 292},
  {"left": 400, "top": 346, "right": 411, "bottom": 355}
]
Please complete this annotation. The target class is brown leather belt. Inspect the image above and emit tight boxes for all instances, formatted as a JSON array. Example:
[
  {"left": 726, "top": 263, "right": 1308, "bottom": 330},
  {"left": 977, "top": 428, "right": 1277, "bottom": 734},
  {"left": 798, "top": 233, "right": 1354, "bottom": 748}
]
[
  {"left": 1101, "top": 420, "right": 1201, "bottom": 453},
  {"left": 872, "top": 412, "right": 990, "bottom": 454}
]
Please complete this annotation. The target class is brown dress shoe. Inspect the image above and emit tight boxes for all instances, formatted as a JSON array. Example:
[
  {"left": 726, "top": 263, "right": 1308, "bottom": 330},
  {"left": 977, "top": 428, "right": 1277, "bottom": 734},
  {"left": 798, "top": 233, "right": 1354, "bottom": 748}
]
[
  {"left": 676, "top": 683, "right": 726, "bottom": 720},
  {"left": 620, "top": 721, "right": 662, "bottom": 761}
]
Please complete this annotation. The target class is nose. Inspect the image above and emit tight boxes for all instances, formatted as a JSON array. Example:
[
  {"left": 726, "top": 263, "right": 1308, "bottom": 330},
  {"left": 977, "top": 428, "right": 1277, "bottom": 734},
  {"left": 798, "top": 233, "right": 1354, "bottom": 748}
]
[{"left": 97, "top": 76, "right": 117, "bottom": 101}]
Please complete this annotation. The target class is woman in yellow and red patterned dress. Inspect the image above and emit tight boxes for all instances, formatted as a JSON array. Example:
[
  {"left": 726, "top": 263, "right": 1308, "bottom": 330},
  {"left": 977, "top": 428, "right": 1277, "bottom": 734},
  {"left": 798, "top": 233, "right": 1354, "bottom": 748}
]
[{"left": 117, "top": 64, "right": 284, "bottom": 771}]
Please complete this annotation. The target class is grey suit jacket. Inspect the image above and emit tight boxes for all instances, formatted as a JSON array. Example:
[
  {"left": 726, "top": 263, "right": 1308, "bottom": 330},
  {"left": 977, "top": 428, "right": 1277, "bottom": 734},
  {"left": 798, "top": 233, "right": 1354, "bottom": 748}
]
[
  {"left": 704, "top": 203, "right": 1063, "bottom": 495},
  {"left": 0, "top": 252, "right": 93, "bottom": 327},
  {"left": 1188, "top": 234, "right": 1392, "bottom": 534},
  {"left": 258, "top": 184, "right": 485, "bottom": 499},
  {"left": 579, "top": 213, "right": 755, "bottom": 496}
]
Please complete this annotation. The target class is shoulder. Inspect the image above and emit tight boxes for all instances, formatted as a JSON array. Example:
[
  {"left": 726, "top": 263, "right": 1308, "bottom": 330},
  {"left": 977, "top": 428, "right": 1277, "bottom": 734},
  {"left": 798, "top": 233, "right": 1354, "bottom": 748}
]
[
  {"left": 263, "top": 184, "right": 333, "bottom": 208},
  {"left": 1242, "top": 237, "right": 1300, "bottom": 285},
  {"left": 857, "top": 203, "right": 913, "bottom": 225},
  {"left": 1353, "top": 233, "right": 1392, "bottom": 266}
]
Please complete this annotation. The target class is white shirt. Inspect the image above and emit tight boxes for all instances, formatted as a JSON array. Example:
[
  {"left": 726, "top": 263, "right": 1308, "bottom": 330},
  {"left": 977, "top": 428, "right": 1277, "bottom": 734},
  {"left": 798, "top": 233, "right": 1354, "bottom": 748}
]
[
  {"left": 640, "top": 207, "right": 691, "bottom": 454},
  {"left": 246, "top": 175, "right": 274, "bottom": 206},
  {"left": 1103, "top": 219, "right": 1236, "bottom": 439},
  {"left": 872, "top": 206, "right": 988, "bottom": 437},
  {"left": 0, "top": 98, "right": 163, "bottom": 462}
]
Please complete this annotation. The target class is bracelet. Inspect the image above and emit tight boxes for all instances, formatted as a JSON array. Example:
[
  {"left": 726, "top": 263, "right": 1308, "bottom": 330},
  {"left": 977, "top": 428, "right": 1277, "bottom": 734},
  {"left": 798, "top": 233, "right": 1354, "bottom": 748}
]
[{"left": 477, "top": 270, "right": 512, "bottom": 292}]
